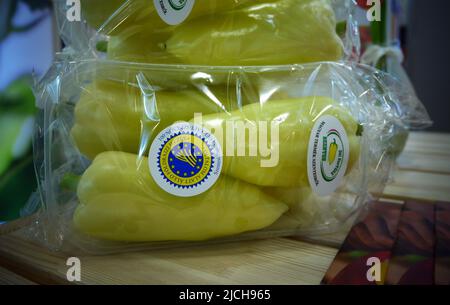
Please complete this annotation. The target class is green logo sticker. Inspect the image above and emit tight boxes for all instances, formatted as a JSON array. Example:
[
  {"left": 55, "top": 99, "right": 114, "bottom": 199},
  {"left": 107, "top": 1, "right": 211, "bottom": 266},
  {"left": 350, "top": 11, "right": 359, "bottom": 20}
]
[
  {"left": 320, "top": 130, "right": 345, "bottom": 182},
  {"left": 154, "top": 0, "right": 195, "bottom": 25},
  {"left": 168, "top": 0, "right": 187, "bottom": 10},
  {"left": 307, "top": 115, "right": 349, "bottom": 197}
]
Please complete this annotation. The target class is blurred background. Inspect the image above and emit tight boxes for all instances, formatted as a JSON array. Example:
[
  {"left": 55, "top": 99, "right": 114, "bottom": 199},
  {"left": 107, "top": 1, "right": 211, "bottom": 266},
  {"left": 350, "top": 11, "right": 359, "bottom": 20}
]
[
  {"left": 0, "top": 0, "right": 54, "bottom": 223},
  {"left": 0, "top": 0, "right": 449, "bottom": 223}
]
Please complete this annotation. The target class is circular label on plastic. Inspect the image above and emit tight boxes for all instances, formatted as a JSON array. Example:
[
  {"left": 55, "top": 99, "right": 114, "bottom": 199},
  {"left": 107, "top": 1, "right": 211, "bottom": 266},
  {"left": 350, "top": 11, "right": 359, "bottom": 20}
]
[
  {"left": 149, "top": 122, "right": 222, "bottom": 197},
  {"left": 307, "top": 115, "right": 349, "bottom": 197},
  {"left": 153, "top": 0, "right": 195, "bottom": 25}
]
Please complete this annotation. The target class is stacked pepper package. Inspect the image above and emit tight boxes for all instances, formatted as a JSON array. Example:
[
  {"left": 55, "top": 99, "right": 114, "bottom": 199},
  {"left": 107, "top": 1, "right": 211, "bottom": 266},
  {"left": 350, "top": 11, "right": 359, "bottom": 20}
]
[{"left": 29, "top": 0, "right": 430, "bottom": 252}]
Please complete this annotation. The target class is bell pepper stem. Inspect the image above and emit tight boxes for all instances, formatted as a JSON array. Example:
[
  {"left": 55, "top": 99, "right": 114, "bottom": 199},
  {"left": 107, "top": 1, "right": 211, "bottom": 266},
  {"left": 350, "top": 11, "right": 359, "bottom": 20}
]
[{"left": 60, "top": 173, "right": 81, "bottom": 192}]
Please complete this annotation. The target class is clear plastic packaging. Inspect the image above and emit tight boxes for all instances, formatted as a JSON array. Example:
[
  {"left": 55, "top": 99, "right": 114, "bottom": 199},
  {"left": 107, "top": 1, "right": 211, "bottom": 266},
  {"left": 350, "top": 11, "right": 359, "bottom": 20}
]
[
  {"left": 28, "top": 58, "right": 431, "bottom": 253},
  {"left": 53, "top": 0, "right": 360, "bottom": 64}
]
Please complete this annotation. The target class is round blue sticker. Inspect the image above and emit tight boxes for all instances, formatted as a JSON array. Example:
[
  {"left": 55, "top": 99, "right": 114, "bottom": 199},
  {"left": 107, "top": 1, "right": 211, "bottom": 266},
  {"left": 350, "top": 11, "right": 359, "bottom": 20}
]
[{"left": 149, "top": 122, "right": 222, "bottom": 197}]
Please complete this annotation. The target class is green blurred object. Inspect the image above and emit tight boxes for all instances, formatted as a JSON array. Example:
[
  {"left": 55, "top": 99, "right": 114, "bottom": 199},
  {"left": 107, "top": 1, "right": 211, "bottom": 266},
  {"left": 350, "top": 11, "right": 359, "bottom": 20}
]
[
  {"left": 0, "top": 156, "right": 36, "bottom": 221},
  {"left": 0, "top": 114, "right": 30, "bottom": 176},
  {"left": 96, "top": 40, "right": 108, "bottom": 53},
  {"left": 335, "top": 21, "right": 347, "bottom": 39},
  {"left": 0, "top": 77, "right": 35, "bottom": 176},
  {"left": 0, "top": 77, "right": 37, "bottom": 221},
  {"left": 0, "top": 77, "right": 36, "bottom": 114},
  {"left": 389, "top": 128, "right": 409, "bottom": 158},
  {"left": 366, "top": 0, "right": 410, "bottom": 158},
  {"left": 0, "top": 0, "right": 50, "bottom": 222},
  {"left": 369, "top": 0, "right": 388, "bottom": 71}
]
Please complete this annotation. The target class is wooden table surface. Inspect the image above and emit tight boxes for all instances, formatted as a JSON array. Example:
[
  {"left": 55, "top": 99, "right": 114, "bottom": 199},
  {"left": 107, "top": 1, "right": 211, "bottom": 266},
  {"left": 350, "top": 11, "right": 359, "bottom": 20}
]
[{"left": 0, "top": 132, "right": 449, "bottom": 285}]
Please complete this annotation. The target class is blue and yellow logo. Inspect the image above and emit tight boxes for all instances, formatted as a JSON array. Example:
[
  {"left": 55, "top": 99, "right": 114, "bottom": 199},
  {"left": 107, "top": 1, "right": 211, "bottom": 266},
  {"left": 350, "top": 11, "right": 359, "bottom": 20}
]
[
  {"left": 158, "top": 133, "right": 213, "bottom": 188},
  {"left": 149, "top": 122, "right": 222, "bottom": 197}
]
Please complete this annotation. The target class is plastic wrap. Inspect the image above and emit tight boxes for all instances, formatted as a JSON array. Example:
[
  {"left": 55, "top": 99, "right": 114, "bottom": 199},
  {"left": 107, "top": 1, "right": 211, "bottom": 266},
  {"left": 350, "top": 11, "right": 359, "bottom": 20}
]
[
  {"left": 53, "top": 0, "right": 360, "bottom": 64},
  {"left": 28, "top": 58, "right": 431, "bottom": 253}
]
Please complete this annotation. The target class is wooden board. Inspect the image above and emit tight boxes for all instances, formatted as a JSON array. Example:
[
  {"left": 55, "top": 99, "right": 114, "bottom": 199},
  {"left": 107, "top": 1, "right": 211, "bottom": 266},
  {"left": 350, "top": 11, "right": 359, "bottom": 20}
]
[
  {"left": 0, "top": 231, "right": 337, "bottom": 285},
  {"left": 0, "top": 132, "right": 449, "bottom": 284},
  {"left": 385, "top": 132, "right": 450, "bottom": 201},
  {"left": 0, "top": 266, "right": 36, "bottom": 285}
]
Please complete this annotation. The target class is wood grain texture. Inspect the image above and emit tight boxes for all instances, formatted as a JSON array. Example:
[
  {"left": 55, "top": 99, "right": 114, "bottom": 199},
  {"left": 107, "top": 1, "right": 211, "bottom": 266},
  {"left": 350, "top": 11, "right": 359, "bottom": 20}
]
[
  {"left": 0, "top": 132, "right": 449, "bottom": 284},
  {"left": 385, "top": 132, "right": 450, "bottom": 201},
  {"left": 384, "top": 170, "right": 450, "bottom": 201},
  {"left": 403, "top": 132, "right": 450, "bottom": 157},
  {"left": 80, "top": 239, "right": 337, "bottom": 285},
  {"left": 0, "top": 266, "right": 36, "bottom": 285},
  {"left": 0, "top": 231, "right": 337, "bottom": 285},
  {"left": 397, "top": 132, "right": 450, "bottom": 174}
]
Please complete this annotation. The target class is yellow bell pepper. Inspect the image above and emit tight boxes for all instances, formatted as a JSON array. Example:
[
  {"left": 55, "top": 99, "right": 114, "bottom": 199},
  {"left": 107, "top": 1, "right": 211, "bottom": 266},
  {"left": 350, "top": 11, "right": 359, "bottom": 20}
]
[
  {"left": 82, "top": 0, "right": 253, "bottom": 35},
  {"left": 107, "top": 29, "right": 177, "bottom": 64},
  {"left": 80, "top": 0, "right": 125, "bottom": 30},
  {"left": 71, "top": 81, "right": 360, "bottom": 188},
  {"left": 263, "top": 186, "right": 338, "bottom": 229},
  {"left": 328, "top": 139, "right": 338, "bottom": 165},
  {"left": 73, "top": 151, "right": 288, "bottom": 241},
  {"left": 166, "top": 0, "right": 342, "bottom": 65},
  {"left": 70, "top": 80, "right": 229, "bottom": 159},
  {"left": 197, "top": 96, "right": 361, "bottom": 187}
]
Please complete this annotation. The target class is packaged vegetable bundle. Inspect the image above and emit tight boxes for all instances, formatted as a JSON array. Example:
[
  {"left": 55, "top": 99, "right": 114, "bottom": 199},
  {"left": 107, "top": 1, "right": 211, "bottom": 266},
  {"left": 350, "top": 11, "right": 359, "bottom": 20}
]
[
  {"left": 53, "top": 0, "right": 358, "bottom": 65},
  {"left": 28, "top": 59, "right": 430, "bottom": 253}
]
